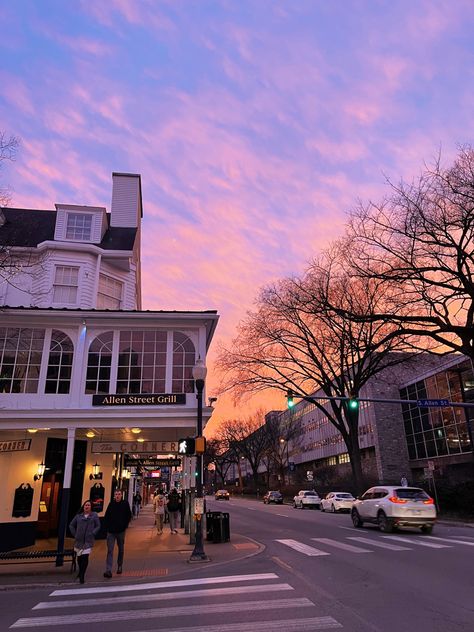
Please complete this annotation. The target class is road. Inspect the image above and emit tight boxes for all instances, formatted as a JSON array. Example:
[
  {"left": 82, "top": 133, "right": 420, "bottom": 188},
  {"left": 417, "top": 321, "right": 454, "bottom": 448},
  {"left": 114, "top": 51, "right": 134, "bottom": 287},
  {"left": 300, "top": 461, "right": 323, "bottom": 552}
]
[{"left": 1, "top": 496, "right": 473, "bottom": 631}]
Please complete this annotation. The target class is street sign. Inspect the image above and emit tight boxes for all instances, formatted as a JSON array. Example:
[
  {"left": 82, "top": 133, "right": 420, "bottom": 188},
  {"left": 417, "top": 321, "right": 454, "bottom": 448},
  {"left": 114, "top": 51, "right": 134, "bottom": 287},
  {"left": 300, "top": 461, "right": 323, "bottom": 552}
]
[
  {"left": 124, "top": 458, "right": 181, "bottom": 468},
  {"left": 306, "top": 471, "right": 313, "bottom": 481},
  {"left": 417, "top": 399, "right": 450, "bottom": 408},
  {"left": 194, "top": 497, "right": 204, "bottom": 515}
]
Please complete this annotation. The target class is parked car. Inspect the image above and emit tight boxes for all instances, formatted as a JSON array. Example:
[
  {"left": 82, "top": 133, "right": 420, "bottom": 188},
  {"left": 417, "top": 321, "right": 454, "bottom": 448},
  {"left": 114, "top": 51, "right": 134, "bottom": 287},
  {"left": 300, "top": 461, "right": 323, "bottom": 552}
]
[
  {"left": 293, "top": 490, "right": 321, "bottom": 509},
  {"left": 263, "top": 491, "right": 283, "bottom": 504},
  {"left": 351, "top": 485, "right": 436, "bottom": 534},
  {"left": 321, "top": 492, "right": 355, "bottom": 513},
  {"left": 215, "top": 489, "right": 230, "bottom": 500}
]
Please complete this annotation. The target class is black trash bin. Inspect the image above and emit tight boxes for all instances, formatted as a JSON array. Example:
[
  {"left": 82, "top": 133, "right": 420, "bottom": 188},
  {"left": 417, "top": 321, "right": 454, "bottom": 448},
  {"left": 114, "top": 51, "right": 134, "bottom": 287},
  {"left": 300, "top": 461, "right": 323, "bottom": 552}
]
[{"left": 206, "top": 511, "right": 230, "bottom": 543}]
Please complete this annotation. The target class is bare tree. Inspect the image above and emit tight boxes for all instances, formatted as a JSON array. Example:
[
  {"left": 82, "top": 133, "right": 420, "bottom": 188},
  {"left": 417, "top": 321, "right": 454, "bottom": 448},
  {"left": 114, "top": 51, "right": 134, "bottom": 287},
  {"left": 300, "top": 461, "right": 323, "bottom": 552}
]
[
  {"left": 204, "top": 438, "right": 234, "bottom": 488},
  {"left": 217, "top": 410, "right": 271, "bottom": 492},
  {"left": 217, "top": 252, "right": 413, "bottom": 493},
  {"left": 341, "top": 145, "right": 474, "bottom": 359},
  {"left": 0, "top": 132, "right": 19, "bottom": 208}
]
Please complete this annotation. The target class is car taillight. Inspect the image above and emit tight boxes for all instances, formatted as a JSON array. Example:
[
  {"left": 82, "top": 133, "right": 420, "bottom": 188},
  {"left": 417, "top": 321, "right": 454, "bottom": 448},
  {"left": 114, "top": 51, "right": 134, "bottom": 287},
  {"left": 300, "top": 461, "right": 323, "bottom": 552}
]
[
  {"left": 388, "top": 496, "right": 407, "bottom": 504},
  {"left": 423, "top": 498, "right": 434, "bottom": 504}
]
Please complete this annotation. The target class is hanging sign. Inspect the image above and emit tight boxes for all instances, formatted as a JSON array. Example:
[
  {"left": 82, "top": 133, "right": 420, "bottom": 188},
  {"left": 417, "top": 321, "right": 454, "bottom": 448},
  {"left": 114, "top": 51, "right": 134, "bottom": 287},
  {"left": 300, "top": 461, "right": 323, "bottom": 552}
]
[
  {"left": 92, "top": 393, "right": 186, "bottom": 406},
  {"left": 0, "top": 439, "right": 31, "bottom": 452},
  {"left": 92, "top": 440, "right": 180, "bottom": 454}
]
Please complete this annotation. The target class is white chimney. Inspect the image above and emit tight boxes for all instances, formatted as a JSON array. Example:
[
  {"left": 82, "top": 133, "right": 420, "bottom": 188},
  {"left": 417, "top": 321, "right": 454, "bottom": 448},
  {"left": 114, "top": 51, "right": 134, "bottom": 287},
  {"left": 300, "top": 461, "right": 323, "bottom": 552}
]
[{"left": 110, "top": 172, "right": 143, "bottom": 228}]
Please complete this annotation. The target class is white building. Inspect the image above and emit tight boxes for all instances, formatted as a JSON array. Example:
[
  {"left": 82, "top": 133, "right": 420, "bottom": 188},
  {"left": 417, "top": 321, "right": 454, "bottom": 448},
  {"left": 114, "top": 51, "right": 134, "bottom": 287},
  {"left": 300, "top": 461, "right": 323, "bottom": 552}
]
[{"left": 0, "top": 173, "right": 218, "bottom": 552}]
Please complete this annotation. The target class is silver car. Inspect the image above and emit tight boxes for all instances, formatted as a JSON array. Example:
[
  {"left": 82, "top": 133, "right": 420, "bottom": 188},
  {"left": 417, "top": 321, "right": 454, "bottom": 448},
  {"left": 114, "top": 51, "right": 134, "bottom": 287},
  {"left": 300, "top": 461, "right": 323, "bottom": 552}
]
[
  {"left": 321, "top": 492, "right": 355, "bottom": 513},
  {"left": 293, "top": 490, "right": 321, "bottom": 509},
  {"left": 351, "top": 485, "right": 436, "bottom": 533}
]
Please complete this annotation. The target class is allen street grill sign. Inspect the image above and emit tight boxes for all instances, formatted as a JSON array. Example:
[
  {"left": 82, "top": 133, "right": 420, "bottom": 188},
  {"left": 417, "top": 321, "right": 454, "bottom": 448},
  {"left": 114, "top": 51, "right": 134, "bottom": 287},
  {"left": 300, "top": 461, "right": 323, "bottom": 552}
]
[{"left": 92, "top": 393, "right": 186, "bottom": 406}]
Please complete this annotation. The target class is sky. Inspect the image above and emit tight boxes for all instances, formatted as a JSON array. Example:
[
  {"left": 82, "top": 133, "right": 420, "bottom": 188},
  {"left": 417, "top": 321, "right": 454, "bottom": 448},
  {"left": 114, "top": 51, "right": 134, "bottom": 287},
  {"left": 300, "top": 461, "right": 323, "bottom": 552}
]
[{"left": 1, "top": 0, "right": 474, "bottom": 433}]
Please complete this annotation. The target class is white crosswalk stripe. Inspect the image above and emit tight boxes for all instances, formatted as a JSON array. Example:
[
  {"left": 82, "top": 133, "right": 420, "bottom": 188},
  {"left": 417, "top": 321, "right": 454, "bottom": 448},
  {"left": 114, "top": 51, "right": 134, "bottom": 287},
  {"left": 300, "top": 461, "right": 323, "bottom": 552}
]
[
  {"left": 380, "top": 535, "right": 452, "bottom": 548},
  {"left": 276, "top": 539, "right": 330, "bottom": 556},
  {"left": 9, "top": 573, "right": 344, "bottom": 631},
  {"left": 312, "top": 538, "right": 372, "bottom": 553},
  {"left": 347, "top": 537, "right": 411, "bottom": 551},
  {"left": 425, "top": 536, "right": 474, "bottom": 546}
]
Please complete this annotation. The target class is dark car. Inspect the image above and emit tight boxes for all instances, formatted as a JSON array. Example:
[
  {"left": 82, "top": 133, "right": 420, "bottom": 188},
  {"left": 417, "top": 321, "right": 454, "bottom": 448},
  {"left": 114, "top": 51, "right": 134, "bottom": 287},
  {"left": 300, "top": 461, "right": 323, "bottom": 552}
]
[
  {"left": 215, "top": 489, "right": 230, "bottom": 500},
  {"left": 263, "top": 491, "right": 283, "bottom": 504}
]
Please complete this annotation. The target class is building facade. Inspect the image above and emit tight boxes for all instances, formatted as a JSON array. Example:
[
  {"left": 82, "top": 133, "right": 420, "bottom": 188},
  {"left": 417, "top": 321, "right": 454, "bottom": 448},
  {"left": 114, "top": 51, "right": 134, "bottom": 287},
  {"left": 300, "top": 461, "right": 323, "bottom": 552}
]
[{"left": 0, "top": 174, "right": 218, "bottom": 551}]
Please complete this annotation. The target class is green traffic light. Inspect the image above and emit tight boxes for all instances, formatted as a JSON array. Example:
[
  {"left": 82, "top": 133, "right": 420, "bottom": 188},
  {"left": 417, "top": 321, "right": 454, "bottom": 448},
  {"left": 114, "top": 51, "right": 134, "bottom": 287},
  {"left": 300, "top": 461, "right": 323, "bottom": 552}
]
[
  {"left": 348, "top": 398, "right": 359, "bottom": 410},
  {"left": 287, "top": 389, "right": 295, "bottom": 409}
]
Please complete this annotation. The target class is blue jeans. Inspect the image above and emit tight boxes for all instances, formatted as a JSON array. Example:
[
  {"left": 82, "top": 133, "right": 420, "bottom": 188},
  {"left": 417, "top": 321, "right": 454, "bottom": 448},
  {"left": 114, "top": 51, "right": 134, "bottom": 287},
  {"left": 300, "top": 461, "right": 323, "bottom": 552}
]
[{"left": 106, "top": 531, "right": 125, "bottom": 572}]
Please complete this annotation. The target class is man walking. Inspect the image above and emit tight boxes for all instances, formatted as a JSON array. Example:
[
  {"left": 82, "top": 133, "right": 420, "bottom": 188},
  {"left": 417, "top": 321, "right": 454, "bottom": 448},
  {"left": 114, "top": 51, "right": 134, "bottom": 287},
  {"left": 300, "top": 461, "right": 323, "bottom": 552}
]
[{"left": 103, "top": 489, "right": 132, "bottom": 578}]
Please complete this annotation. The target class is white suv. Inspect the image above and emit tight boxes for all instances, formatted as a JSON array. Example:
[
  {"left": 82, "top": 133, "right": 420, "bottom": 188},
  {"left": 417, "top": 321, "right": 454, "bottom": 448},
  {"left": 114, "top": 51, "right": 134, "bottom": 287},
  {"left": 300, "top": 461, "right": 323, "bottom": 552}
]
[
  {"left": 293, "top": 490, "right": 321, "bottom": 509},
  {"left": 351, "top": 485, "right": 436, "bottom": 534}
]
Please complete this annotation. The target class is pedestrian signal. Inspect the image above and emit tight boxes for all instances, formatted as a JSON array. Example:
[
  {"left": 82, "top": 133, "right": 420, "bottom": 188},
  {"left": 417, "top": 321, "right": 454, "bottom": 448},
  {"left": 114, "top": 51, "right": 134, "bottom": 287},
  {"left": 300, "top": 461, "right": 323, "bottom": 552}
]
[{"left": 178, "top": 437, "right": 196, "bottom": 455}]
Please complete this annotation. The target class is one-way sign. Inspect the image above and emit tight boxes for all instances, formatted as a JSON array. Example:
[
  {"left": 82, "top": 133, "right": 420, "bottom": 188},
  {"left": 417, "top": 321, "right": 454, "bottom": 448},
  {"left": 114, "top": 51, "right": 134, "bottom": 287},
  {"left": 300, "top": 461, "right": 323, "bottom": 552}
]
[{"left": 417, "top": 399, "right": 450, "bottom": 408}]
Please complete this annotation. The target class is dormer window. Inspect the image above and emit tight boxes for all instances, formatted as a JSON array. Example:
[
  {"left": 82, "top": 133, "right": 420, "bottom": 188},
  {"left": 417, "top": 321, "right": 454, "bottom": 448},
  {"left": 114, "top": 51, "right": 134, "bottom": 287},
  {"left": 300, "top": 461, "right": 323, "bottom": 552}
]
[{"left": 66, "top": 213, "right": 92, "bottom": 241}]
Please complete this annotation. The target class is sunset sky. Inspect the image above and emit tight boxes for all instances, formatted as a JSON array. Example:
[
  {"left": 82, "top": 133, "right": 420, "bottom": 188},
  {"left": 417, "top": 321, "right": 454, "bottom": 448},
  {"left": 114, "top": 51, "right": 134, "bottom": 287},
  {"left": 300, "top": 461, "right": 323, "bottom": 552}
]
[{"left": 1, "top": 1, "right": 474, "bottom": 433}]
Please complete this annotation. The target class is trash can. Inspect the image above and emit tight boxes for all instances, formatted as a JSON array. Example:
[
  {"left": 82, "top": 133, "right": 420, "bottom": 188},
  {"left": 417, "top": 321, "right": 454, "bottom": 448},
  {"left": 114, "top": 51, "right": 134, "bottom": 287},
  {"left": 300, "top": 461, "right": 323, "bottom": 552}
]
[{"left": 206, "top": 511, "right": 230, "bottom": 543}]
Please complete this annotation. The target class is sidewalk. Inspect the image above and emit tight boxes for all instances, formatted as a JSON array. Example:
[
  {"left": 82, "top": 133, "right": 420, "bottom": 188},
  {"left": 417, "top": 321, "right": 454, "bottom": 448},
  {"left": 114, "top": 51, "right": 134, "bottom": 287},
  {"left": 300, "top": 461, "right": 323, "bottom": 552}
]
[{"left": 0, "top": 504, "right": 263, "bottom": 590}]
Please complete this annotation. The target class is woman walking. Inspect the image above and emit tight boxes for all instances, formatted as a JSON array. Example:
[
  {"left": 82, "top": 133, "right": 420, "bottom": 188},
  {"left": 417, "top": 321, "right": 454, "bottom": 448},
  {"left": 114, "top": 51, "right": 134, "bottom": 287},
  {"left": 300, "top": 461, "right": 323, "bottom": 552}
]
[
  {"left": 69, "top": 499, "right": 101, "bottom": 584},
  {"left": 153, "top": 491, "right": 166, "bottom": 534},
  {"left": 167, "top": 489, "right": 181, "bottom": 533}
]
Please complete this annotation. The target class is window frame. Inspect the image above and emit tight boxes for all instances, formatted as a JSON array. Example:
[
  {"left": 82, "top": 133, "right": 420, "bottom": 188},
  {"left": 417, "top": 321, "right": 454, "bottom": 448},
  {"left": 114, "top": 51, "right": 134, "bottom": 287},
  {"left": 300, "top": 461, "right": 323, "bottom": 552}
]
[{"left": 66, "top": 212, "right": 93, "bottom": 241}]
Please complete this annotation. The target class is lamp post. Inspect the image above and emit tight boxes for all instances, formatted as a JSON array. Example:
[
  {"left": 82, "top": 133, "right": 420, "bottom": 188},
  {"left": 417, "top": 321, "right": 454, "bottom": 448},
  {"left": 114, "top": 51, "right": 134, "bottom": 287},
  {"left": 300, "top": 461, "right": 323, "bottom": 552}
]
[{"left": 189, "top": 358, "right": 209, "bottom": 562}]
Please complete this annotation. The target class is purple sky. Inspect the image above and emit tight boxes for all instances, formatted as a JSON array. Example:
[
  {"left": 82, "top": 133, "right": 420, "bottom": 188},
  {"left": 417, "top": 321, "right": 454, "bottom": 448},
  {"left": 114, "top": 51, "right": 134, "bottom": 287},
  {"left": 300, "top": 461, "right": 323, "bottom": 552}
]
[{"left": 1, "top": 1, "right": 474, "bottom": 428}]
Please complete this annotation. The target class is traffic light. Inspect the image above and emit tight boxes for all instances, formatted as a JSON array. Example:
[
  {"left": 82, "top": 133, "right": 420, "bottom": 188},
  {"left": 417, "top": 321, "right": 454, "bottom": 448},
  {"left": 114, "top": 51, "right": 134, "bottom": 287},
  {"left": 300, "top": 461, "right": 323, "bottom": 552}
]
[
  {"left": 178, "top": 437, "right": 195, "bottom": 455},
  {"left": 287, "top": 389, "right": 295, "bottom": 409},
  {"left": 348, "top": 398, "right": 359, "bottom": 411}
]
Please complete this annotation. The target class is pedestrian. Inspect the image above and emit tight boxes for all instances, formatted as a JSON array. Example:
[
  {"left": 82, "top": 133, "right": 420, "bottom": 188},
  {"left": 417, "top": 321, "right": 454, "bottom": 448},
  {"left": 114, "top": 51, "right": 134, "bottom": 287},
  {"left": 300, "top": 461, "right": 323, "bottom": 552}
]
[
  {"left": 133, "top": 491, "right": 142, "bottom": 518},
  {"left": 167, "top": 488, "right": 181, "bottom": 533},
  {"left": 153, "top": 491, "right": 166, "bottom": 534},
  {"left": 103, "top": 488, "right": 132, "bottom": 578},
  {"left": 69, "top": 499, "right": 101, "bottom": 584}
]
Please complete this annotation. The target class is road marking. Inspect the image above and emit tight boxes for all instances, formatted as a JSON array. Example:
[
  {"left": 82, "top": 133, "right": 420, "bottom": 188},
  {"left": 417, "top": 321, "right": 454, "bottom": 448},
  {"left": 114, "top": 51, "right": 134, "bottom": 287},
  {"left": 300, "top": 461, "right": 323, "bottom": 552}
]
[
  {"left": 425, "top": 536, "right": 474, "bottom": 546},
  {"left": 312, "top": 538, "right": 372, "bottom": 553},
  {"left": 50, "top": 572, "right": 279, "bottom": 597},
  {"left": 347, "top": 537, "right": 411, "bottom": 551},
  {"left": 381, "top": 536, "right": 452, "bottom": 549},
  {"left": 34, "top": 583, "right": 294, "bottom": 610},
  {"left": 276, "top": 539, "right": 330, "bottom": 556},
  {"left": 10, "top": 598, "right": 314, "bottom": 628},
  {"left": 276, "top": 513, "right": 289, "bottom": 517},
  {"left": 134, "top": 617, "right": 343, "bottom": 632}
]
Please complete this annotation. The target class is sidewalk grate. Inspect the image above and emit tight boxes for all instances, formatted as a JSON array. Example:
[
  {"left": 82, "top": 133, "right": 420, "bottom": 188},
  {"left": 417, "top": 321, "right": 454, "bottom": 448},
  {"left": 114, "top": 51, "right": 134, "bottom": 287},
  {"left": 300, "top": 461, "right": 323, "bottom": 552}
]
[
  {"left": 233, "top": 543, "right": 259, "bottom": 550},
  {"left": 121, "top": 568, "right": 168, "bottom": 577}
]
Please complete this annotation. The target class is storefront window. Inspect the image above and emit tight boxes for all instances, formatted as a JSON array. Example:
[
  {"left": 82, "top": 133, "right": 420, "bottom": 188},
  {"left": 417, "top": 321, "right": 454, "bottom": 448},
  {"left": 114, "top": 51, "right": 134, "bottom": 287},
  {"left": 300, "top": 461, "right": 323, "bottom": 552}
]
[
  {"left": 45, "top": 330, "right": 74, "bottom": 394},
  {"left": 0, "top": 328, "right": 44, "bottom": 393}
]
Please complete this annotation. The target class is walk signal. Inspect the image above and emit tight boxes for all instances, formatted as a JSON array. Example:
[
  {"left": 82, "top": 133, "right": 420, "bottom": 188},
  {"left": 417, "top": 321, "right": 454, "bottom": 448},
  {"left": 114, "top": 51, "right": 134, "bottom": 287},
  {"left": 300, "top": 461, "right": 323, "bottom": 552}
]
[
  {"left": 178, "top": 437, "right": 195, "bottom": 455},
  {"left": 287, "top": 389, "right": 295, "bottom": 409}
]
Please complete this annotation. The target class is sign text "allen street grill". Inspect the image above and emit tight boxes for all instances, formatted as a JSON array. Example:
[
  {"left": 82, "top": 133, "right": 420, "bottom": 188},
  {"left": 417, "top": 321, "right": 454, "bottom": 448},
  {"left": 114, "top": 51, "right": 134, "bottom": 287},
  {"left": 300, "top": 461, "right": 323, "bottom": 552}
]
[{"left": 92, "top": 393, "right": 186, "bottom": 406}]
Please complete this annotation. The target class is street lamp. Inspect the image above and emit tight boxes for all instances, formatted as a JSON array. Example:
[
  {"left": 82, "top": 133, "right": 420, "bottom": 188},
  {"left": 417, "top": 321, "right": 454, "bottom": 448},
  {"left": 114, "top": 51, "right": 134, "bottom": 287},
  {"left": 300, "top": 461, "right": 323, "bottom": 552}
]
[{"left": 189, "top": 358, "right": 209, "bottom": 562}]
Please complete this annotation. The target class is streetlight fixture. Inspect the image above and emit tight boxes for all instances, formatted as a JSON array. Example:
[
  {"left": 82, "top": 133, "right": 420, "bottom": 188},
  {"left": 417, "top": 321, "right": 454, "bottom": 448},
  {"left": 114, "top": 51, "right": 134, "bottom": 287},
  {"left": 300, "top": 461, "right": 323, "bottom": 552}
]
[{"left": 189, "top": 358, "right": 209, "bottom": 562}]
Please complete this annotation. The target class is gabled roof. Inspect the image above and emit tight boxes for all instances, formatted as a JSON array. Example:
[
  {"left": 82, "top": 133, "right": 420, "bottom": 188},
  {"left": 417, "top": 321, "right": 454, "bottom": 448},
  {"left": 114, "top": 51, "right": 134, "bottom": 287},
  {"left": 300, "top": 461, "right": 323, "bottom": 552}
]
[{"left": 0, "top": 208, "right": 137, "bottom": 251}]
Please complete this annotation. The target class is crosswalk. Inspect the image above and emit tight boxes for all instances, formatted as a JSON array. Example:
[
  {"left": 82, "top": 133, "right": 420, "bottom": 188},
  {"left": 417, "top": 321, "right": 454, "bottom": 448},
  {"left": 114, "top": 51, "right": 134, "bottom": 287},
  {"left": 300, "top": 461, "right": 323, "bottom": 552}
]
[
  {"left": 9, "top": 572, "right": 344, "bottom": 631},
  {"left": 276, "top": 532, "right": 474, "bottom": 557}
]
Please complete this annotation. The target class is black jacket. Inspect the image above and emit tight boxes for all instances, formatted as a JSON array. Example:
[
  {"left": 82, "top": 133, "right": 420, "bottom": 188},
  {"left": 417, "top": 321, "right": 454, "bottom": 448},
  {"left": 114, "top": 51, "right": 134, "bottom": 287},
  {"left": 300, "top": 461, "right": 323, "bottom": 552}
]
[{"left": 104, "top": 499, "right": 132, "bottom": 534}]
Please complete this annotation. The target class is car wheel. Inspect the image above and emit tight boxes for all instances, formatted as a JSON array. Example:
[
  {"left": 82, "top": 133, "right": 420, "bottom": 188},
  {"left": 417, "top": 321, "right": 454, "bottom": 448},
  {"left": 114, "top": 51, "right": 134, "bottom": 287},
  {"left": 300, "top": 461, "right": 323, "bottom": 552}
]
[
  {"left": 421, "top": 525, "right": 433, "bottom": 535},
  {"left": 351, "top": 509, "right": 364, "bottom": 528},
  {"left": 377, "top": 511, "right": 393, "bottom": 533},
  {"left": 330, "top": 504, "right": 336, "bottom": 513}
]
